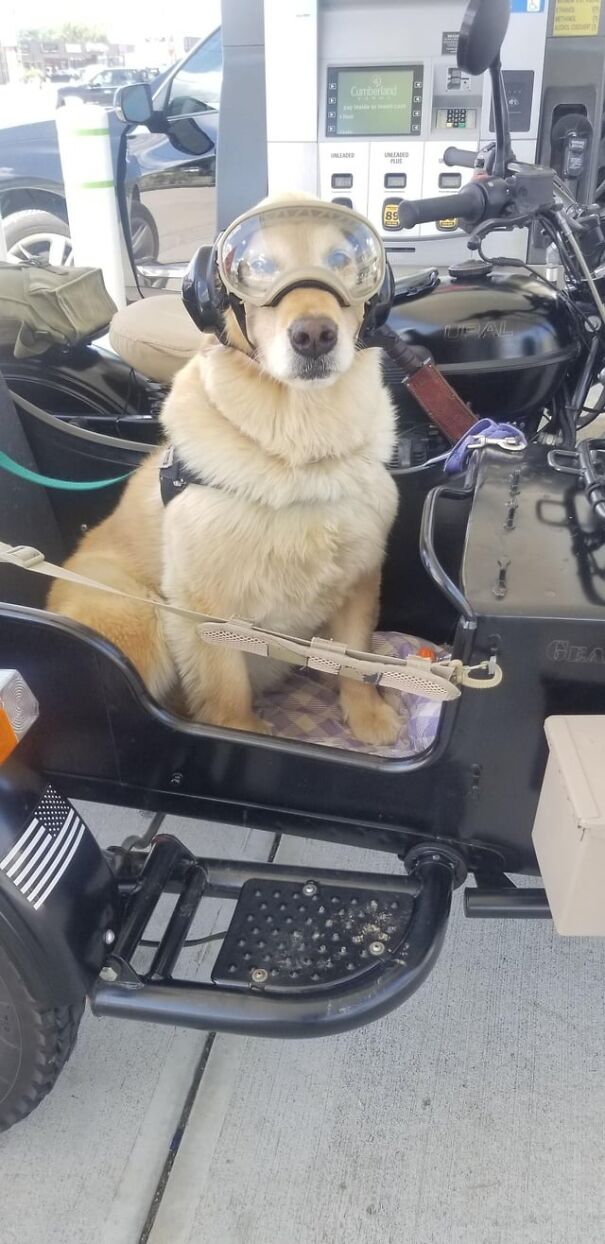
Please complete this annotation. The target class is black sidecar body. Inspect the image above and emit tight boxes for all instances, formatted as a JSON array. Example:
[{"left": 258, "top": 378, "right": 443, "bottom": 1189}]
[{"left": 0, "top": 370, "right": 603, "bottom": 1054}]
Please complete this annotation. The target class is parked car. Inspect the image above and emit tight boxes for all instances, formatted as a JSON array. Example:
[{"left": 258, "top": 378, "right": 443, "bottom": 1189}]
[
  {"left": 46, "top": 70, "right": 80, "bottom": 84},
  {"left": 56, "top": 66, "right": 161, "bottom": 108},
  {"left": 0, "top": 29, "right": 222, "bottom": 283}
]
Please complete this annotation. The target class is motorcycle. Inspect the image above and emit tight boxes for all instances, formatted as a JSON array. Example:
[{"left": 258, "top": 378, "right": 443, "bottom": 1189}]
[{"left": 1, "top": 0, "right": 605, "bottom": 1134}]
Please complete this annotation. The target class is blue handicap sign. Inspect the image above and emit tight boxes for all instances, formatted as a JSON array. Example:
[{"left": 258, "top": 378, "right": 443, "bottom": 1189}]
[{"left": 511, "top": 0, "right": 545, "bottom": 11}]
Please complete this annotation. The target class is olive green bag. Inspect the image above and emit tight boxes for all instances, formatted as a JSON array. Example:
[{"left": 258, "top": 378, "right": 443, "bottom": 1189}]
[{"left": 0, "top": 261, "right": 117, "bottom": 358}]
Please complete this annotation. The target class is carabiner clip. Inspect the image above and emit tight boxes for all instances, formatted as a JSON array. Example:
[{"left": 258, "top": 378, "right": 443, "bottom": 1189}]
[{"left": 465, "top": 434, "right": 526, "bottom": 454}]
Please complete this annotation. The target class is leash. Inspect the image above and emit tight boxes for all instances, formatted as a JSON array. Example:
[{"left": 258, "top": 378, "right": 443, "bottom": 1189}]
[
  {"left": 0, "top": 541, "right": 503, "bottom": 700},
  {"left": 0, "top": 449, "right": 133, "bottom": 491}
]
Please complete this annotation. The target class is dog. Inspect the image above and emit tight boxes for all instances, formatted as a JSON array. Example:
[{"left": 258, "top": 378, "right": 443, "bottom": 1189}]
[{"left": 48, "top": 195, "right": 401, "bottom": 745}]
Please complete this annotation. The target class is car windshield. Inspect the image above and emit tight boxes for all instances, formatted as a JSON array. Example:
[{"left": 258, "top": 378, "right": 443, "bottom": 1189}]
[
  {"left": 79, "top": 65, "right": 101, "bottom": 84},
  {"left": 165, "top": 29, "right": 223, "bottom": 117}
]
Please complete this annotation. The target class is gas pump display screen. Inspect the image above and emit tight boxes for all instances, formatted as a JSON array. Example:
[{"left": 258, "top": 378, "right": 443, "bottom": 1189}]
[{"left": 327, "top": 65, "right": 423, "bottom": 137}]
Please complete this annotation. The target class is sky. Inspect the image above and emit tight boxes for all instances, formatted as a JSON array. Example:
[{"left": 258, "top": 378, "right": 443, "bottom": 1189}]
[{"left": 2, "top": 0, "right": 221, "bottom": 42}]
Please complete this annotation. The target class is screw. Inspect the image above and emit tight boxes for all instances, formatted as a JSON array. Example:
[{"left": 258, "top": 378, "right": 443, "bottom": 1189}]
[
  {"left": 250, "top": 967, "right": 268, "bottom": 985},
  {"left": 471, "top": 763, "right": 482, "bottom": 799},
  {"left": 103, "top": 929, "right": 115, "bottom": 945},
  {"left": 100, "top": 965, "right": 118, "bottom": 982},
  {"left": 493, "top": 557, "right": 510, "bottom": 599},
  {"left": 504, "top": 501, "right": 518, "bottom": 530},
  {"left": 170, "top": 772, "right": 183, "bottom": 787},
  {"left": 302, "top": 881, "right": 318, "bottom": 897},
  {"left": 368, "top": 941, "right": 385, "bottom": 957}
]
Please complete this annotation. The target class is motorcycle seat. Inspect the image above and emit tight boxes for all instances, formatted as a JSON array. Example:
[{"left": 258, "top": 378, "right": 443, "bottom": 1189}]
[{"left": 109, "top": 293, "right": 209, "bottom": 385}]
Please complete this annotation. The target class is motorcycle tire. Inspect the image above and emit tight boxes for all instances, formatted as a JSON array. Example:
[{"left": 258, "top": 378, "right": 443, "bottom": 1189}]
[{"left": 0, "top": 939, "right": 85, "bottom": 1132}]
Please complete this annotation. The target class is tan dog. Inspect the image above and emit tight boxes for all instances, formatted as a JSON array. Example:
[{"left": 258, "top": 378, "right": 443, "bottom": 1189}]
[{"left": 48, "top": 197, "right": 400, "bottom": 745}]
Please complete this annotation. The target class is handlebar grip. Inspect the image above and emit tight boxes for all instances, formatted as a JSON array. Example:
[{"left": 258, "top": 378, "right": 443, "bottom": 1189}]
[
  {"left": 399, "top": 182, "right": 486, "bottom": 229},
  {"left": 443, "top": 146, "right": 478, "bottom": 169}
]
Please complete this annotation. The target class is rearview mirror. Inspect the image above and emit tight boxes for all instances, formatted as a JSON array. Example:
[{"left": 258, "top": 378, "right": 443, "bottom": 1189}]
[
  {"left": 118, "top": 82, "right": 154, "bottom": 126},
  {"left": 457, "top": 0, "right": 510, "bottom": 75},
  {"left": 166, "top": 117, "right": 213, "bottom": 157}
]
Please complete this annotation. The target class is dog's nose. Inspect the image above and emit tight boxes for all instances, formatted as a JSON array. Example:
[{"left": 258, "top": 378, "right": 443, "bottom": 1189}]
[{"left": 289, "top": 316, "right": 338, "bottom": 358}]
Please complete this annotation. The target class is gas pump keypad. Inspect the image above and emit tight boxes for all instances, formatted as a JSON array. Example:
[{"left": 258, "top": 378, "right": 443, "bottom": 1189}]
[{"left": 446, "top": 107, "right": 467, "bottom": 128}]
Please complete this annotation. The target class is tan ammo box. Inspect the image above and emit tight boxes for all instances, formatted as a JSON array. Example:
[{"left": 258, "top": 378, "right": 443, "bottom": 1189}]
[{"left": 532, "top": 716, "right": 605, "bottom": 936}]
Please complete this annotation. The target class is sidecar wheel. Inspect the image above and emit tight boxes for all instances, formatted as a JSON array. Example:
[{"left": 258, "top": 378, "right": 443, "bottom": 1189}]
[{"left": 0, "top": 940, "right": 84, "bottom": 1132}]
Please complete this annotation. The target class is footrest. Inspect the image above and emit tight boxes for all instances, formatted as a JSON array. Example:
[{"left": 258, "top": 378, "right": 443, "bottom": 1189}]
[
  {"left": 93, "top": 848, "right": 458, "bottom": 1037},
  {"left": 212, "top": 878, "right": 415, "bottom": 994}
]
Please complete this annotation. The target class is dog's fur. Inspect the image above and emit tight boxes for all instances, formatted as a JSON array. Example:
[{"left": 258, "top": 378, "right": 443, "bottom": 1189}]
[{"left": 48, "top": 196, "right": 400, "bottom": 744}]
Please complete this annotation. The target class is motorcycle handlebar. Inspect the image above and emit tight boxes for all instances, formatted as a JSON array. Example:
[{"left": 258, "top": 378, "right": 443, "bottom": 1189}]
[
  {"left": 398, "top": 182, "right": 487, "bottom": 229},
  {"left": 443, "top": 146, "right": 479, "bottom": 169}
]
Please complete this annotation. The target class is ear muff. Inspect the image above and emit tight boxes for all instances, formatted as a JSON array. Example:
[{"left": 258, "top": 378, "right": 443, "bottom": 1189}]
[
  {"left": 359, "top": 260, "right": 394, "bottom": 342},
  {"left": 182, "top": 241, "right": 253, "bottom": 347},
  {"left": 182, "top": 243, "right": 227, "bottom": 336}
]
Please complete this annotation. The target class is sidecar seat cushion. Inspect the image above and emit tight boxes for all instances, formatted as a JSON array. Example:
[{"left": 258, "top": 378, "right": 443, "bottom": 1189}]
[
  {"left": 109, "top": 294, "right": 211, "bottom": 384},
  {"left": 257, "top": 631, "right": 448, "bottom": 758}
]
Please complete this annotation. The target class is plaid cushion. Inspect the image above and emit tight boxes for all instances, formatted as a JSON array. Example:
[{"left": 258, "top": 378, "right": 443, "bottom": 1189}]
[{"left": 257, "top": 631, "right": 448, "bottom": 758}]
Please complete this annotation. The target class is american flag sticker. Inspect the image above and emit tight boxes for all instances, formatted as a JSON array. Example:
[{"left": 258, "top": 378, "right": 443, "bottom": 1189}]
[{"left": 0, "top": 787, "right": 85, "bottom": 911}]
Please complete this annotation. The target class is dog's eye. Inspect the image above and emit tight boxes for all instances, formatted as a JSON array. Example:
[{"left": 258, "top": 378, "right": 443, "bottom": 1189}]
[
  {"left": 245, "top": 255, "right": 277, "bottom": 276},
  {"left": 326, "top": 249, "right": 352, "bottom": 271}
]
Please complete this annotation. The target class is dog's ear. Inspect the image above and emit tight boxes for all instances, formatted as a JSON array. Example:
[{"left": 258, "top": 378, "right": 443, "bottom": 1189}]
[{"left": 182, "top": 245, "right": 225, "bottom": 335}]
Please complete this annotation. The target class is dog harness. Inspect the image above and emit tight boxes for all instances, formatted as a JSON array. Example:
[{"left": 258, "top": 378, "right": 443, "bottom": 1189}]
[{"left": 159, "top": 445, "right": 206, "bottom": 506}]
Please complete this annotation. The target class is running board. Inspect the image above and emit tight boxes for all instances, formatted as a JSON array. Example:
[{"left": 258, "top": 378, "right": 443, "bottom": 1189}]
[{"left": 91, "top": 837, "right": 458, "bottom": 1037}]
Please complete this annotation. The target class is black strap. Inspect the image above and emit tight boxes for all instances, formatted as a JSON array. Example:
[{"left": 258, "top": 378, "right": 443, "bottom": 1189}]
[
  {"left": 159, "top": 445, "right": 205, "bottom": 506},
  {"left": 115, "top": 124, "right": 143, "bottom": 300}
]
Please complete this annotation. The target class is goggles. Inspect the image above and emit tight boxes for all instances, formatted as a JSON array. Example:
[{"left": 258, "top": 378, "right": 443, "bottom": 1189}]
[{"left": 216, "top": 200, "right": 386, "bottom": 309}]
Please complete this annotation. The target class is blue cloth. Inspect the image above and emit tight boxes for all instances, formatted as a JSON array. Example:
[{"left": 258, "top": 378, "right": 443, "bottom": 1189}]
[{"left": 444, "top": 418, "right": 527, "bottom": 475}]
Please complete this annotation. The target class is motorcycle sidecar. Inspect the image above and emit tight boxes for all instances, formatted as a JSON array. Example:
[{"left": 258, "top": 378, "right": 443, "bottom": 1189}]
[{"left": 0, "top": 366, "right": 603, "bottom": 1095}]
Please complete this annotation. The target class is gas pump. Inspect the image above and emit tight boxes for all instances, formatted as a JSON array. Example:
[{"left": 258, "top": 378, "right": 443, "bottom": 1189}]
[
  {"left": 263, "top": 0, "right": 549, "bottom": 266},
  {"left": 537, "top": 1, "right": 605, "bottom": 206}
]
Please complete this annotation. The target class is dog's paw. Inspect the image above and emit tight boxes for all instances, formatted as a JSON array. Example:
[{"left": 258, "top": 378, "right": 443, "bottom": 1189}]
[{"left": 343, "top": 689, "right": 402, "bottom": 747}]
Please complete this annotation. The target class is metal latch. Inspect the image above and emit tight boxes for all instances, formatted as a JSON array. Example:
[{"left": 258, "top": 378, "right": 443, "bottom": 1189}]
[{"left": 465, "top": 434, "right": 526, "bottom": 454}]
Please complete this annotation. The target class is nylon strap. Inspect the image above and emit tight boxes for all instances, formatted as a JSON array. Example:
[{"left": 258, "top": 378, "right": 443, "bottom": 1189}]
[{"left": 0, "top": 540, "right": 506, "bottom": 701}]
